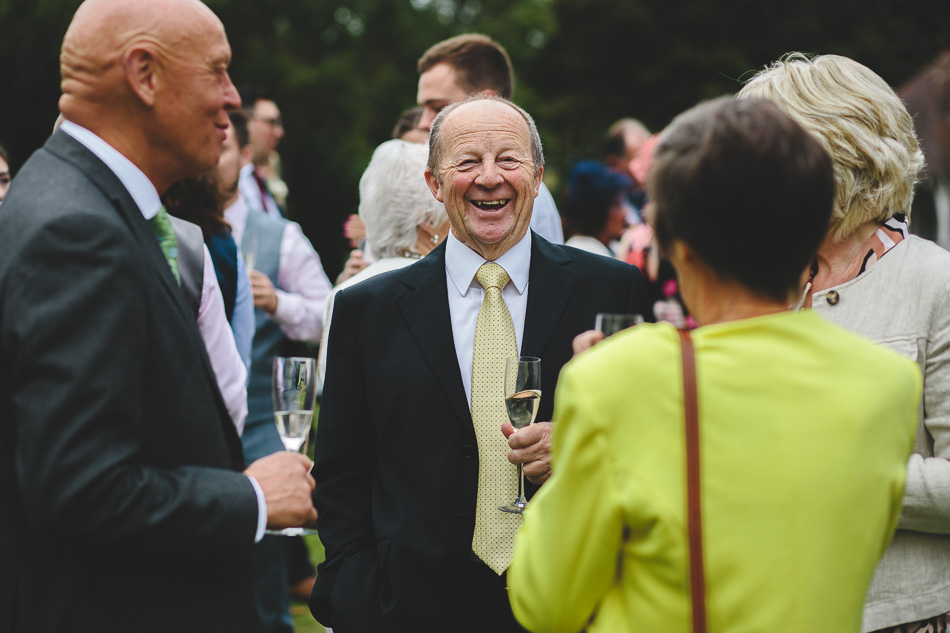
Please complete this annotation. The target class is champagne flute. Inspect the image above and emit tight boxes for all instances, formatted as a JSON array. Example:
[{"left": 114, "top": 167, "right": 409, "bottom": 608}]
[
  {"left": 242, "top": 231, "right": 258, "bottom": 272},
  {"left": 268, "top": 356, "right": 317, "bottom": 536},
  {"left": 595, "top": 313, "right": 644, "bottom": 337},
  {"left": 499, "top": 356, "right": 541, "bottom": 514}
]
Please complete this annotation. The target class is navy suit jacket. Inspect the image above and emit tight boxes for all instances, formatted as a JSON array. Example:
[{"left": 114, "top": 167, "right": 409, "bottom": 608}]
[
  {"left": 0, "top": 131, "right": 260, "bottom": 633},
  {"left": 311, "top": 234, "right": 648, "bottom": 631}
]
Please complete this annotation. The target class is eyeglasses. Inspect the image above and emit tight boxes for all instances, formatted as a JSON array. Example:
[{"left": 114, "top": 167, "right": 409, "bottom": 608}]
[{"left": 252, "top": 115, "right": 283, "bottom": 128}]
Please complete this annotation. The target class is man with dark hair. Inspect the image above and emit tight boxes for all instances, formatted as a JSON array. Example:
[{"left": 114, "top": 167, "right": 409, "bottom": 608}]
[
  {"left": 311, "top": 95, "right": 648, "bottom": 633},
  {"left": 417, "top": 33, "right": 515, "bottom": 119},
  {"left": 0, "top": 1, "right": 317, "bottom": 631},
  {"left": 416, "top": 33, "right": 564, "bottom": 244},
  {"left": 239, "top": 86, "right": 286, "bottom": 217}
]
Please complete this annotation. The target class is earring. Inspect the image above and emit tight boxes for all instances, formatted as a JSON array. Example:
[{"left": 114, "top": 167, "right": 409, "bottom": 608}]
[{"left": 430, "top": 233, "right": 439, "bottom": 245}]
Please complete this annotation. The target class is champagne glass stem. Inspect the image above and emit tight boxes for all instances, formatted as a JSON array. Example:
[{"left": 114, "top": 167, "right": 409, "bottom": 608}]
[{"left": 516, "top": 464, "right": 525, "bottom": 504}]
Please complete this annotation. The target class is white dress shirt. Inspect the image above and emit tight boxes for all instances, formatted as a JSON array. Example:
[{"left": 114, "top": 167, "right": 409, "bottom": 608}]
[
  {"left": 565, "top": 234, "right": 616, "bottom": 259},
  {"left": 60, "top": 120, "right": 267, "bottom": 542},
  {"left": 225, "top": 196, "right": 332, "bottom": 343},
  {"left": 238, "top": 162, "right": 283, "bottom": 217},
  {"left": 445, "top": 231, "right": 531, "bottom": 408}
]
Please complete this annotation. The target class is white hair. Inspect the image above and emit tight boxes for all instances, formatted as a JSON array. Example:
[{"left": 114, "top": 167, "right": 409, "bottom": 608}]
[{"left": 359, "top": 139, "right": 447, "bottom": 260}]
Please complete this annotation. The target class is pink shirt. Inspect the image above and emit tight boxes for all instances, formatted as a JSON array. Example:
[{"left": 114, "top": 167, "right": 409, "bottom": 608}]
[{"left": 225, "top": 196, "right": 331, "bottom": 343}]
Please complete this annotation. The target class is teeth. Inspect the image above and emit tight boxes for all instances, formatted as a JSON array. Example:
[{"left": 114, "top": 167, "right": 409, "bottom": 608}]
[{"left": 472, "top": 199, "right": 509, "bottom": 210}]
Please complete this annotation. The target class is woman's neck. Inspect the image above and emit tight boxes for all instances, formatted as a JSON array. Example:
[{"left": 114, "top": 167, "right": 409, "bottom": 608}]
[
  {"left": 811, "top": 221, "right": 879, "bottom": 291},
  {"left": 689, "top": 283, "right": 790, "bottom": 326}
]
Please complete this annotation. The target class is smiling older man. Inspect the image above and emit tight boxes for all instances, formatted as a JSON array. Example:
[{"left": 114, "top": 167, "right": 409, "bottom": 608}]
[{"left": 310, "top": 95, "right": 648, "bottom": 633}]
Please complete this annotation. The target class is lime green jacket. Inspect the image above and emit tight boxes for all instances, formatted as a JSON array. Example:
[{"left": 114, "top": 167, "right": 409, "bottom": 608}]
[{"left": 508, "top": 312, "right": 920, "bottom": 633}]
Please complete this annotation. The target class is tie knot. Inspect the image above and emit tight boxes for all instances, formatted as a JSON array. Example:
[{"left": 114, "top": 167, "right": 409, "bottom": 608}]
[
  {"left": 150, "top": 206, "right": 175, "bottom": 241},
  {"left": 475, "top": 262, "right": 510, "bottom": 291}
]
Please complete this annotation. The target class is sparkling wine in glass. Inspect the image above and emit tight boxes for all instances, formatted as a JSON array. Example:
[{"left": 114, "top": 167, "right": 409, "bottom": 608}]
[
  {"left": 268, "top": 356, "right": 316, "bottom": 536},
  {"left": 595, "top": 313, "right": 644, "bottom": 337},
  {"left": 499, "top": 356, "right": 541, "bottom": 514}
]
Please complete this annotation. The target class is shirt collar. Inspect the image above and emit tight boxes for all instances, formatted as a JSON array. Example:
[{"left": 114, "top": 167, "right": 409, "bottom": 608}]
[
  {"left": 445, "top": 229, "right": 532, "bottom": 297},
  {"left": 59, "top": 120, "right": 162, "bottom": 221}
]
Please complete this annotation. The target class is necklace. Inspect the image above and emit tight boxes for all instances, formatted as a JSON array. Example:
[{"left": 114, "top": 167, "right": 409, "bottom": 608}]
[{"left": 400, "top": 249, "right": 421, "bottom": 260}]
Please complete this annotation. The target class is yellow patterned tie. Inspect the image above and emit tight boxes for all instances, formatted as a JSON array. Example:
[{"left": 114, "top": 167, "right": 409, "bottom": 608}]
[
  {"left": 149, "top": 206, "right": 180, "bottom": 285},
  {"left": 471, "top": 262, "right": 520, "bottom": 574}
]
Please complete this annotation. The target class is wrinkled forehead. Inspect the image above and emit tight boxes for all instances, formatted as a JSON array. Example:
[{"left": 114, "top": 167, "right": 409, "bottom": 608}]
[{"left": 441, "top": 101, "right": 531, "bottom": 155}]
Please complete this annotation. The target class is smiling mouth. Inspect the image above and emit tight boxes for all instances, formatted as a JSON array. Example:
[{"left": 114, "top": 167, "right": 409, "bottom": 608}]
[{"left": 471, "top": 199, "right": 510, "bottom": 210}]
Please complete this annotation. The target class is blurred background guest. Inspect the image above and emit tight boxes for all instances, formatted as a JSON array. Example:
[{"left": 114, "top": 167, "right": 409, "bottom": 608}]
[
  {"left": 162, "top": 150, "right": 254, "bottom": 371},
  {"left": 225, "top": 107, "right": 331, "bottom": 633},
  {"left": 612, "top": 131, "right": 691, "bottom": 328},
  {"left": 318, "top": 138, "right": 448, "bottom": 389},
  {"left": 161, "top": 178, "right": 249, "bottom": 436},
  {"left": 603, "top": 117, "right": 651, "bottom": 220},
  {"left": 509, "top": 97, "right": 921, "bottom": 633},
  {"left": 738, "top": 52, "right": 950, "bottom": 633},
  {"left": 338, "top": 106, "right": 431, "bottom": 284},
  {"left": 392, "top": 105, "right": 428, "bottom": 144},
  {"left": 562, "top": 160, "right": 631, "bottom": 258},
  {"left": 239, "top": 86, "right": 286, "bottom": 218}
]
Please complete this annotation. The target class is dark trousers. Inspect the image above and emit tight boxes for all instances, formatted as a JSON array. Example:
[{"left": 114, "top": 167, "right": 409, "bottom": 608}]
[
  {"left": 250, "top": 534, "right": 293, "bottom": 633},
  {"left": 438, "top": 554, "right": 529, "bottom": 633}
]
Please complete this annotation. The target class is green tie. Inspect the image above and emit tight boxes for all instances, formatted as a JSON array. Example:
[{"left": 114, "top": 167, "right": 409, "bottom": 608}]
[
  {"left": 149, "top": 206, "right": 180, "bottom": 285},
  {"left": 470, "top": 262, "right": 520, "bottom": 574}
]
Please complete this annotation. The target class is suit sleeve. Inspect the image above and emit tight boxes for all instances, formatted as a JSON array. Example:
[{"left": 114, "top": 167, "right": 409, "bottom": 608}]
[
  {"left": 8, "top": 213, "right": 259, "bottom": 556},
  {"left": 899, "top": 274, "right": 950, "bottom": 533},
  {"left": 310, "top": 289, "right": 384, "bottom": 631},
  {"left": 626, "top": 259, "right": 654, "bottom": 323}
]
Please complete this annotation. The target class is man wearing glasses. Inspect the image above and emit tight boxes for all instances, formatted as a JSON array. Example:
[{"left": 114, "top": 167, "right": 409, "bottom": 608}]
[{"left": 239, "top": 86, "right": 286, "bottom": 218}]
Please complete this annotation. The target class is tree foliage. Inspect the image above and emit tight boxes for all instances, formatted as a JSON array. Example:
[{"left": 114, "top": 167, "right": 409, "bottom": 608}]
[{"left": 1, "top": 0, "right": 947, "bottom": 276}]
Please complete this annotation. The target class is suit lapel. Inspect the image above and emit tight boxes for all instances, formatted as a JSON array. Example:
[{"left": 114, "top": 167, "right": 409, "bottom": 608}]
[
  {"left": 46, "top": 131, "right": 243, "bottom": 460},
  {"left": 398, "top": 244, "right": 472, "bottom": 426},
  {"left": 522, "top": 234, "right": 578, "bottom": 357},
  {"left": 46, "top": 132, "right": 194, "bottom": 326}
]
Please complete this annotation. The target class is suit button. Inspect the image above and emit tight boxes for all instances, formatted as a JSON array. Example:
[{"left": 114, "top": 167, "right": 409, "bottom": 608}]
[
  {"left": 457, "top": 514, "right": 470, "bottom": 527},
  {"left": 463, "top": 446, "right": 475, "bottom": 459},
  {"left": 826, "top": 290, "right": 840, "bottom": 306}
]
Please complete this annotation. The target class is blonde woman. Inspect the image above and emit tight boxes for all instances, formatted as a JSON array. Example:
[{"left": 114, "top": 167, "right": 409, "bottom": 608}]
[{"left": 739, "top": 53, "right": 950, "bottom": 633}]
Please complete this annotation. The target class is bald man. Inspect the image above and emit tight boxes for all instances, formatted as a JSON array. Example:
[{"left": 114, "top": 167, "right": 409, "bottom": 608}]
[{"left": 0, "top": 1, "right": 317, "bottom": 631}]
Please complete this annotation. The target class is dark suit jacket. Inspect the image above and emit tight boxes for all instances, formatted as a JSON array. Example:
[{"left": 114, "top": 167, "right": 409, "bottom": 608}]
[
  {"left": 0, "top": 131, "right": 261, "bottom": 633},
  {"left": 311, "top": 235, "right": 648, "bottom": 632}
]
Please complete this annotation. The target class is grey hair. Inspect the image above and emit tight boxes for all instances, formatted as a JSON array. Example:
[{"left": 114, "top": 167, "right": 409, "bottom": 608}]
[
  {"left": 427, "top": 94, "right": 544, "bottom": 184},
  {"left": 359, "top": 139, "right": 448, "bottom": 260},
  {"left": 737, "top": 53, "right": 924, "bottom": 242}
]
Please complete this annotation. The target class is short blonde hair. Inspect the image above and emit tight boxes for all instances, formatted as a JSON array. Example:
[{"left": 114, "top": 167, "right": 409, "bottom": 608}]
[{"left": 737, "top": 53, "right": 924, "bottom": 242}]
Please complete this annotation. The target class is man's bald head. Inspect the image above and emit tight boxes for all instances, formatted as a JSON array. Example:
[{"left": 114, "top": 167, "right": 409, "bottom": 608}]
[
  {"left": 58, "top": 0, "right": 240, "bottom": 192},
  {"left": 60, "top": 0, "right": 221, "bottom": 116}
]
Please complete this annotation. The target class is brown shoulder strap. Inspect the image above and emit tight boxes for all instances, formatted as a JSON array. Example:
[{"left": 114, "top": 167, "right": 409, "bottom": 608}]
[{"left": 678, "top": 329, "right": 706, "bottom": 633}]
